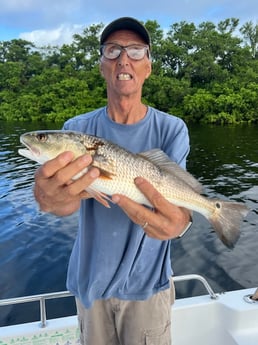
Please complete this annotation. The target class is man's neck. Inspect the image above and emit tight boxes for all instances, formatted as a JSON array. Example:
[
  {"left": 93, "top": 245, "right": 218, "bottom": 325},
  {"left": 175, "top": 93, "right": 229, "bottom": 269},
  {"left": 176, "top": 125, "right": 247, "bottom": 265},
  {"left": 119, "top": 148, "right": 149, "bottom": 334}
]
[{"left": 107, "top": 99, "right": 147, "bottom": 124}]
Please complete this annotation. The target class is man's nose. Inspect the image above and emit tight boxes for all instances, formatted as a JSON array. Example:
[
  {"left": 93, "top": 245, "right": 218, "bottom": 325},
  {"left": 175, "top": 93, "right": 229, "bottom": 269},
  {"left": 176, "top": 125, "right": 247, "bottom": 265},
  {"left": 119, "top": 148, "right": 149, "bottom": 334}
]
[{"left": 118, "top": 49, "right": 130, "bottom": 65}]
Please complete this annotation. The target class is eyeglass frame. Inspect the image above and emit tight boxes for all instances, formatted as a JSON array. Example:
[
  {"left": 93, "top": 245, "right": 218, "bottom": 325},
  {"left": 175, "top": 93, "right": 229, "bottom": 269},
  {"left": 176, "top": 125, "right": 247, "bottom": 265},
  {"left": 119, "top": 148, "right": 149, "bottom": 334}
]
[{"left": 100, "top": 43, "right": 151, "bottom": 61}]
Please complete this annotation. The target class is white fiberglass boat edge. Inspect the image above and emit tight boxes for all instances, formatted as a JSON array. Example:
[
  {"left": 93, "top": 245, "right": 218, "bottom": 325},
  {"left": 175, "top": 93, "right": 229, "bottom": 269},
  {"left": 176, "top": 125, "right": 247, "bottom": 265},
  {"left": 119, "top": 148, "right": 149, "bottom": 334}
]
[{"left": 0, "top": 274, "right": 258, "bottom": 345}]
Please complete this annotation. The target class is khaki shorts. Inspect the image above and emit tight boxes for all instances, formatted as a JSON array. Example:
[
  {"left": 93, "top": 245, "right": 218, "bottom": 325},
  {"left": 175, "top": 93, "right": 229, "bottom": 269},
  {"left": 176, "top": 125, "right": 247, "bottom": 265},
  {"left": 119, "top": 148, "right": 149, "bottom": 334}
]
[{"left": 76, "top": 278, "right": 175, "bottom": 345}]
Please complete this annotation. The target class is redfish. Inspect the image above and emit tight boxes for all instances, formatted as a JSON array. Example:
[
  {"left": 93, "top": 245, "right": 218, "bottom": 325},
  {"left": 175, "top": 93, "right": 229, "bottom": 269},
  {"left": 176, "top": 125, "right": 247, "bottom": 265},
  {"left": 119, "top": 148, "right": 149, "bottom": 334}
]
[{"left": 19, "top": 130, "right": 249, "bottom": 248}]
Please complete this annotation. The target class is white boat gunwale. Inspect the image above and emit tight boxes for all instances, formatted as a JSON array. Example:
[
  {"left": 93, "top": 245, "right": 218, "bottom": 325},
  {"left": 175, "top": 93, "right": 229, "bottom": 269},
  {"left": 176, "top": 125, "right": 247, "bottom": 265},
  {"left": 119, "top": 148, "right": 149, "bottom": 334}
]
[{"left": 1, "top": 274, "right": 258, "bottom": 345}]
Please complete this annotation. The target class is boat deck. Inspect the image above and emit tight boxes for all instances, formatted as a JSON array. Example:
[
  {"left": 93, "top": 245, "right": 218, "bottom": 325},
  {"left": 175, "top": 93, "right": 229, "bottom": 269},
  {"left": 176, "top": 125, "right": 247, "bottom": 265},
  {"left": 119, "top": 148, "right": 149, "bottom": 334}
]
[{"left": 1, "top": 275, "right": 258, "bottom": 345}]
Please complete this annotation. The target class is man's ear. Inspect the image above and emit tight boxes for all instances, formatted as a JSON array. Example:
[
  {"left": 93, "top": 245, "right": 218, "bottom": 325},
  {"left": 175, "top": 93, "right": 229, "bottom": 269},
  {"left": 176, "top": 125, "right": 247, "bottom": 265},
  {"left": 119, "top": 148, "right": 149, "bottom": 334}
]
[
  {"left": 145, "top": 63, "right": 152, "bottom": 79},
  {"left": 99, "top": 64, "right": 104, "bottom": 77}
]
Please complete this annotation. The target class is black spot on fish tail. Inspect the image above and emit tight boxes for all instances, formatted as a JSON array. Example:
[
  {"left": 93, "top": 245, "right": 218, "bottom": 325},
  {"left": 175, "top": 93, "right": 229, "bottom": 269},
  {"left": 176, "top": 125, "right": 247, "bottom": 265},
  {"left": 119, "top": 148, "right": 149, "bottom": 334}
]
[{"left": 208, "top": 200, "right": 250, "bottom": 249}]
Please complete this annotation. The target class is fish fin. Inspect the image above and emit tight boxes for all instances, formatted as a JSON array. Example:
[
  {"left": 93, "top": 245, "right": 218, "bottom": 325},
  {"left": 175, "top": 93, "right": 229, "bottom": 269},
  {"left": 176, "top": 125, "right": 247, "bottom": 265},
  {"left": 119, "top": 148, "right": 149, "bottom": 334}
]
[
  {"left": 208, "top": 200, "right": 250, "bottom": 248},
  {"left": 86, "top": 187, "right": 113, "bottom": 208},
  {"left": 92, "top": 153, "right": 117, "bottom": 176},
  {"left": 138, "top": 149, "right": 203, "bottom": 193},
  {"left": 98, "top": 169, "right": 114, "bottom": 180},
  {"left": 73, "top": 167, "right": 114, "bottom": 181}
]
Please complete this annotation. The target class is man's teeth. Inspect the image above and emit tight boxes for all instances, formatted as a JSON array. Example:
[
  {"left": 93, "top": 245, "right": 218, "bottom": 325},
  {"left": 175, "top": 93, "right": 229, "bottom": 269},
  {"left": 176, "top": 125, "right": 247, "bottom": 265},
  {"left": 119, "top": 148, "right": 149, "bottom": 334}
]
[{"left": 117, "top": 73, "right": 132, "bottom": 80}]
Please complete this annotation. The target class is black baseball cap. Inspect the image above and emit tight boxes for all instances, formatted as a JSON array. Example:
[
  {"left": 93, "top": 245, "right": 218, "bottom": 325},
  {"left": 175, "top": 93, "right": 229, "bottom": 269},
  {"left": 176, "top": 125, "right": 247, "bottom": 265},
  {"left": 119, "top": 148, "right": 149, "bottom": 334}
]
[{"left": 100, "top": 17, "right": 151, "bottom": 46}]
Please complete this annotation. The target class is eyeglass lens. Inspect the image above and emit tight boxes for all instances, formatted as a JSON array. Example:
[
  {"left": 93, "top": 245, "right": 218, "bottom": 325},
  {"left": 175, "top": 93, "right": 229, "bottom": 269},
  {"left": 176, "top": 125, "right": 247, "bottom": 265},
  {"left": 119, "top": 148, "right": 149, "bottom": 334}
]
[{"left": 101, "top": 44, "right": 149, "bottom": 60}]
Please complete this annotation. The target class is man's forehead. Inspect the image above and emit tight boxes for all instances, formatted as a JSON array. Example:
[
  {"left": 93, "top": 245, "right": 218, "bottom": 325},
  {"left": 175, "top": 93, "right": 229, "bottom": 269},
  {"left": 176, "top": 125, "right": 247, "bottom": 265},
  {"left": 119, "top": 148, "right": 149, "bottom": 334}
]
[{"left": 103, "top": 30, "right": 147, "bottom": 45}]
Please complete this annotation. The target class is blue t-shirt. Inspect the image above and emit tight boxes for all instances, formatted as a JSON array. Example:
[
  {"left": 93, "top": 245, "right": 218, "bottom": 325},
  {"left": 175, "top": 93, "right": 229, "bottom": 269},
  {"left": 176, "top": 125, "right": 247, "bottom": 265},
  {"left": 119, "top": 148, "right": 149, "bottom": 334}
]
[{"left": 64, "top": 106, "right": 190, "bottom": 308}]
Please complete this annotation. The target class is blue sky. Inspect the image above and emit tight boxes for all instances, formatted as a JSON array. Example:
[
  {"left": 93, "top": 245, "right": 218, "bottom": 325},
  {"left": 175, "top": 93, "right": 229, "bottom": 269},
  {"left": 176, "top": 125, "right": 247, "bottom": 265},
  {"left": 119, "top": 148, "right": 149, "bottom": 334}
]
[{"left": 0, "top": 0, "right": 257, "bottom": 46}]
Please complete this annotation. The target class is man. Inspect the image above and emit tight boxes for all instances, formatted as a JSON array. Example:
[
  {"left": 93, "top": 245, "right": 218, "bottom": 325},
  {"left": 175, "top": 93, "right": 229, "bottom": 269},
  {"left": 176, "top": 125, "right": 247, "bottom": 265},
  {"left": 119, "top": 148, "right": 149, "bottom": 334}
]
[{"left": 34, "top": 17, "right": 192, "bottom": 345}]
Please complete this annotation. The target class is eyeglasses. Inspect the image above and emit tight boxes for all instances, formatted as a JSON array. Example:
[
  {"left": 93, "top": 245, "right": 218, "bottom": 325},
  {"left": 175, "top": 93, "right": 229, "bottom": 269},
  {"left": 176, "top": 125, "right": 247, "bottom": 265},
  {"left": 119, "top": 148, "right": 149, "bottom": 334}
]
[{"left": 100, "top": 43, "right": 150, "bottom": 61}]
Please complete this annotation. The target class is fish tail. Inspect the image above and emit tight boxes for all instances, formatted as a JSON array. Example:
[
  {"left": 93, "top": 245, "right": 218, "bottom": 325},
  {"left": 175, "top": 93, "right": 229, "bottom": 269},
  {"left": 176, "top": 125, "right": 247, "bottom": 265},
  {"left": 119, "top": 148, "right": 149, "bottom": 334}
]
[{"left": 208, "top": 200, "right": 249, "bottom": 249}]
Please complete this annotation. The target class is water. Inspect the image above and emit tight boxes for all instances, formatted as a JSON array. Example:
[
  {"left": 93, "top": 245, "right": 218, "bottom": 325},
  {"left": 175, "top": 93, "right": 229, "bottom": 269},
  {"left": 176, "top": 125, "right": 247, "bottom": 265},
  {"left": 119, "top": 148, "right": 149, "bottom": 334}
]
[{"left": 0, "top": 121, "right": 258, "bottom": 327}]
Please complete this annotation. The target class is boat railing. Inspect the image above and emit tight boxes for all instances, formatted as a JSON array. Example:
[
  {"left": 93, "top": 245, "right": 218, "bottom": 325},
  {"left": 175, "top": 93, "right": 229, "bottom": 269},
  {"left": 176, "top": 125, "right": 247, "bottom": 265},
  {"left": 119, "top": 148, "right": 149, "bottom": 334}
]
[
  {"left": 173, "top": 274, "right": 218, "bottom": 300},
  {"left": 0, "top": 290, "right": 73, "bottom": 328},
  {"left": 0, "top": 274, "right": 217, "bottom": 328}
]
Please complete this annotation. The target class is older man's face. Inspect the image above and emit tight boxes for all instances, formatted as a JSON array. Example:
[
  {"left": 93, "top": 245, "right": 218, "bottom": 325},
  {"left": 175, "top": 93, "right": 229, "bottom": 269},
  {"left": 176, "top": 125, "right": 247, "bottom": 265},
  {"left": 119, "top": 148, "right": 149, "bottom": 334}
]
[{"left": 100, "top": 30, "right": 151, "bottom": 98}]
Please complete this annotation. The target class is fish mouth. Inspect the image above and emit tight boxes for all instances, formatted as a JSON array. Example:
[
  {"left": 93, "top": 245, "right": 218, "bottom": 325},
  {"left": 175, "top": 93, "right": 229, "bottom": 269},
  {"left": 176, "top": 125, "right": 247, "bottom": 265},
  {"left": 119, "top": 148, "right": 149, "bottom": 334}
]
[
  {"left": 20, "top": 137, "right": 41, "bottom": 157},
  {"left": 25, "top": 146, "right": 40, "bottom": 156},
  {"left": 18, "top": 147, "right": 41, "bottom": 160},
  {"left": 117, "top": 73, "right": 132, "bottom": 80}
]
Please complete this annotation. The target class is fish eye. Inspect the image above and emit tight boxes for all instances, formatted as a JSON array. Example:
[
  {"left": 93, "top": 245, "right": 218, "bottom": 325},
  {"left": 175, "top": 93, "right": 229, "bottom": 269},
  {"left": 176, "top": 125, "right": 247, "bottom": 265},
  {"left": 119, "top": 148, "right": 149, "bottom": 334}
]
[
  {"left": 215, "top": 202, "right": 221, "bottom": 209},
  {"left": 36, "top": 133, "right": 48, "bottom": 142}
]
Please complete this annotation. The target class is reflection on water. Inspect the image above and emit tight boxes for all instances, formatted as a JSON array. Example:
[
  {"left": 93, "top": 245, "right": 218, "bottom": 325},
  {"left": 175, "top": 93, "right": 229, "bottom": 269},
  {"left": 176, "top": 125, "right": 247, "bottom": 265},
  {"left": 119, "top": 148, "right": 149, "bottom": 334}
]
[
  {"left": 0, "top": 121, "right": 78, "bottom": 325},
  {"left": 172, "top": 124, "right": 258, "bottom": 298},
  {"left": 0, "top": 121, "right": 258, "bottom": 326}
]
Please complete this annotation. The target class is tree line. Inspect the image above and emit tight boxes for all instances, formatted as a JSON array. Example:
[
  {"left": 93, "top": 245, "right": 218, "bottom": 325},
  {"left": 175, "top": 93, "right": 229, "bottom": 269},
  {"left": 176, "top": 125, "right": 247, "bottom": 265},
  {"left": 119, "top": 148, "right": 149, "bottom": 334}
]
[{"left": 0, "top": 18, "right": 257, "bottom": 124}]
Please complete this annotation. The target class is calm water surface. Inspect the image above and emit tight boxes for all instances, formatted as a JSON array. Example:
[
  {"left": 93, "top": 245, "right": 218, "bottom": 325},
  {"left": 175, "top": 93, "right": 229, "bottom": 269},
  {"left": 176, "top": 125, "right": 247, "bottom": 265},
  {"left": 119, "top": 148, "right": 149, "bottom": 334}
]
[{"left": 0, "top": 121, "right": 257, "bottom": 326}]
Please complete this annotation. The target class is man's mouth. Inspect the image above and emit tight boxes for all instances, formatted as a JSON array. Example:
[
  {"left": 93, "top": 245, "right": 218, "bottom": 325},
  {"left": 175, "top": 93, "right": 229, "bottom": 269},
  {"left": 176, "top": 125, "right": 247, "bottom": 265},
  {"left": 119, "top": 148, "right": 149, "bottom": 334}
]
[{"left": 117, "top": 73, "right": 132, "bottom": 80}]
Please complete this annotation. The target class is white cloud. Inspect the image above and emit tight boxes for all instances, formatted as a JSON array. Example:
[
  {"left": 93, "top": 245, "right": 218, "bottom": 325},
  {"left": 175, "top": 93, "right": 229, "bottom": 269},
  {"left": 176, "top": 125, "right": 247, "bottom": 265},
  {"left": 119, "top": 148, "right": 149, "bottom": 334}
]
[
  {"left": 1, "top": 0, "right": 257, "bottom": 44},
  {"left": 20, "top": 24, "right": 84, "bottom": 46},
  {"left": 0, "top": 0, "right": 83, "bottom": 29}
]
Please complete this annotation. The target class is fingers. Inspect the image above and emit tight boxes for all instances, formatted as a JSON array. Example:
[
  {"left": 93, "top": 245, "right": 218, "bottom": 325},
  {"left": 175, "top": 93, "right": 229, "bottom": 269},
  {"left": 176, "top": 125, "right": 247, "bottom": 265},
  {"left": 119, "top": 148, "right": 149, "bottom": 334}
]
[
  {"left": 113, "top": 194, "right": 173, "bottom": 240},
  {"left": 112, "top": 177, "right": 191, "bottom": 240},
  {"left": 35, "top": 152, "right": 92, "bottom": 182},
  {"left": 34, "top": 152, "right": 100, "bottom": 215},
  {"left": 35, "top": 151, "right": 75, "bottom": 179},
  {"left": 134, "top": 177, "right": 170, "bottom": 213},
  {"left": 112, "top": 193, "right": 154, "bottom": 227},
  {"left": 65, "top": 166, "right": 100, "bottom": 197}
]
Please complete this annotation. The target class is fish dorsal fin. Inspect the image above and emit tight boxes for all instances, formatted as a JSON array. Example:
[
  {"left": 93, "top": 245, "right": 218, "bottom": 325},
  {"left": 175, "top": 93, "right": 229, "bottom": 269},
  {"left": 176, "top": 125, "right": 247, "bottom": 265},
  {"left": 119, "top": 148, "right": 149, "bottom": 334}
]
[{"left": 138, "top": 149, "right": 203, "bottom": 193}]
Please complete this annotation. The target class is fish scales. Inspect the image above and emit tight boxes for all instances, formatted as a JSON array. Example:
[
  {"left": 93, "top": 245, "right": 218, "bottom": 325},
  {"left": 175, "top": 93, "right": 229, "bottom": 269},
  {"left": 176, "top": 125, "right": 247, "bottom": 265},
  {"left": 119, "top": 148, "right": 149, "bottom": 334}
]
[
  {"left": 85, "top": 137, "right": 202, "bottom": 209},
  {"left": 91, "top": 141, "right": 216, "bottom": 214},
  {"left": 18, "top": 130, "right": 250, "bottom": 248}
]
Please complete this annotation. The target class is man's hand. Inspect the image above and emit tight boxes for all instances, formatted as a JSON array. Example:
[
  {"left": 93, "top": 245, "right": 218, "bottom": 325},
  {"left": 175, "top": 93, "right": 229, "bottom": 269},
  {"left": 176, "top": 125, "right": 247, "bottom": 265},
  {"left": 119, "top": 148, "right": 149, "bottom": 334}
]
[
  {"left": 112, "top": 177, "right": 191, "bottom": 240},
  {"left": 34, "top": 151, "right": 100, "bottom": 216}
]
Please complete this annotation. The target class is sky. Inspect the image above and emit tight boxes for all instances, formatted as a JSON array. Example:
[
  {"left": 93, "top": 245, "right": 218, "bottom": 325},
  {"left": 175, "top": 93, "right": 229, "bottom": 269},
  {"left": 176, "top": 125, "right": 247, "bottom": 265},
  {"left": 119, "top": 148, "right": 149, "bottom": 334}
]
[{"left": 0, "top": 0, "right": 257, "bottom": 46}]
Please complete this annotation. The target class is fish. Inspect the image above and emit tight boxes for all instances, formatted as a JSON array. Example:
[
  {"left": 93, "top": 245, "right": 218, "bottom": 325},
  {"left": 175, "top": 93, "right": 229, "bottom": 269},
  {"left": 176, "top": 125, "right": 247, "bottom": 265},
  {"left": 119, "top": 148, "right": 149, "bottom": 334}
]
[{"left": 18, "top": 130, "right": 250, "bottom": 248}]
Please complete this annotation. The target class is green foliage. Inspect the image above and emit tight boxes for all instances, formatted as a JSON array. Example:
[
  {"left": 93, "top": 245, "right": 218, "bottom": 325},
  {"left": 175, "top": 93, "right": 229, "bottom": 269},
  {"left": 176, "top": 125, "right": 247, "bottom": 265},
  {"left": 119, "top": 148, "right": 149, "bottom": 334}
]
[{"left": 0, "top": 19, "right": 257, "bottom": 124}]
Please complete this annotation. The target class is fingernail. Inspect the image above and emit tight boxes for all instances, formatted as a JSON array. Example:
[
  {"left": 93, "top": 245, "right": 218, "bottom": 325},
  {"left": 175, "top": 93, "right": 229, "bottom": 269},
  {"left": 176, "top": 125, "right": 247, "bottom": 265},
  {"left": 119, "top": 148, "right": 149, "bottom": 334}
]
[
  {"left": 81, "top": 154, "right": 92, "bottom": 164},
  {"left": 112, "top": 195, "right": 120, "bottom": 204},
  {"left": 61, "top": 151, "right": 74, "bottom": 163},
  {"left": 89, "top": 168, "right": 100, "bottom": 178},
  {"left": 135, "top": 177, "right": 144, "bottom": 185}
]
